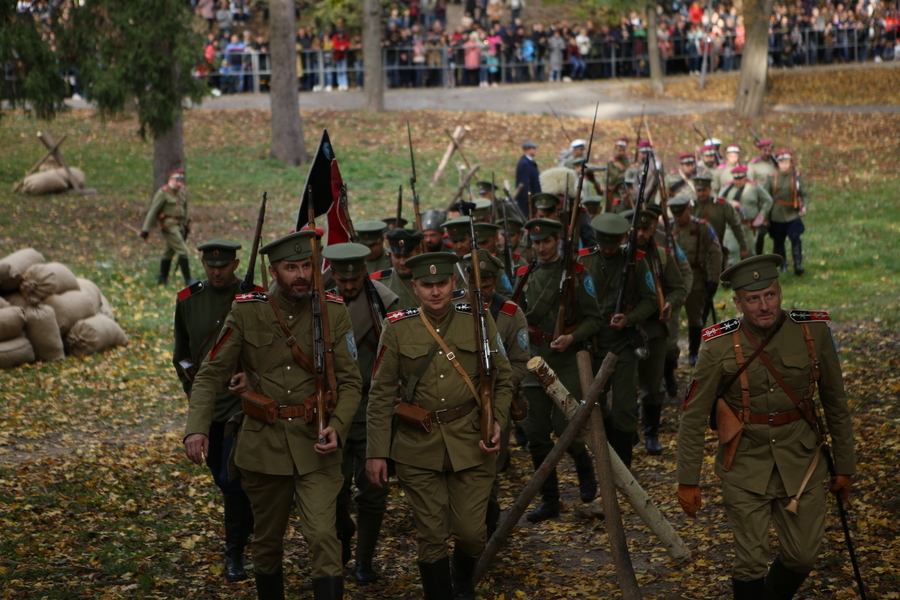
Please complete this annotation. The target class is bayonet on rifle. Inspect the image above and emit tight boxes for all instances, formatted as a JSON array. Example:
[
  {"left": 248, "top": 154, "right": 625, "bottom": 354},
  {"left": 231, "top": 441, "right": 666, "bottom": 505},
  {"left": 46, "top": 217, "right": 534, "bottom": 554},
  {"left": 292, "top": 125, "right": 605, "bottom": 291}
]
[{"left": 241, "top": 191, "right": 267, "bottom": 293}]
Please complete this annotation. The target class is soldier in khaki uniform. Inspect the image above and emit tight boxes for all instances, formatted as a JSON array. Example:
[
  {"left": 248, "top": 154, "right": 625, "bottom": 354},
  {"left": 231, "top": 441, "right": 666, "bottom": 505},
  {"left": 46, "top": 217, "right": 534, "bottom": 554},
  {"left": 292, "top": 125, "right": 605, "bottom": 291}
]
[
  {"left": 606, "top": 137, "right": 630, "bottom": 193},
  {"left": 382, "top": 216, "right": 409, "bottom": 230},
  {"left": 322, "top": 243, "right": 400, "bottom": 585},
  {"left": 677, "top": 254, "right": 856, "bottom": 599},
  {"left": 519, "top": 218, "right": 601, "bottom": 522},
  {"left": 357, "top": 221, "right": 392, "bottom": 273},
  {"left": 366, "top": 252, "right": 513, "bottom": 600},
  {"left": 620, "top": 210, "right": 687, "bottom": 455},
  {"left": 140, "top": 169, "right": 195, "bottom": 286},
  {"left": 699, "top": 144, "right": 719, "bottom": 175},
  {"left": 184, "top": 230, "right": 363, "bottom": 600},
  {"left": 693, "top": 173, "right": 748, "bottom": 280},
  {"left": 668, "top": 195, "right": 723, "bottom": 366},
  {"left": 719, "top": 165, "right": 774, "bottom": 266},
  {"left": 174, "top": 240, "right": 256, "bottom": 582},
  {"left": 421, "top": 210, "right": 450, "bottom": 253},
  {"left": 370, "top": 228, "right": 425, "bottom": 310},
  {"left": 746, "top": 139, "right": 777, "bottom": 186},
  {"left": 711, "top": 143, "right": 744, "bottom": 194},
  {"left": 762, "top": 150, "right": 809, "bottom": 276},
  {"left": 665, "top": 153, "right": 699, "bottom": 200}
]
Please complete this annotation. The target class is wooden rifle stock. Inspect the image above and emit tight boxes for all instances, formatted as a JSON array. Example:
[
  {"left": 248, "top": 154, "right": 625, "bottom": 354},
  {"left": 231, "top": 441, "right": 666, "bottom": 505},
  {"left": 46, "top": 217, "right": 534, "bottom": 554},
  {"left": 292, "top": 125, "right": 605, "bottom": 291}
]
[
  {"left": 307, "top": 195, "right": 337, "bottom": 442},
  {"left": 615, "top": 154, "right": 652, "bottom": 318}
]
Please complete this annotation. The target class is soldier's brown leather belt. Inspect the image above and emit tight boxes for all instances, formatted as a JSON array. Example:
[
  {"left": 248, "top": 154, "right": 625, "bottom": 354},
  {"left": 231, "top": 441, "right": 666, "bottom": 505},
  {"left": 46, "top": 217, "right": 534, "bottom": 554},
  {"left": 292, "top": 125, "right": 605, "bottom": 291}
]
[
  {"left": 730, "top": 406, "right": 804, "bottom": 425},
  {"left": 277, "top": 404, "right": 307, "bottom": 419},
  {"left": 742, "top": 220, "right": 755, "bottom": 227},
  {"left": 431, "top": 398, "right": 478, "bottom": 425}
]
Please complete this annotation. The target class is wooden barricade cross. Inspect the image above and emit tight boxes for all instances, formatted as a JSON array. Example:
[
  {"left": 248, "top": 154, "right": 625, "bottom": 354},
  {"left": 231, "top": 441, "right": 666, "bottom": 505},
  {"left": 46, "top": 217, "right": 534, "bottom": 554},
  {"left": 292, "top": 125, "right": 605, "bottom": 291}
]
[
  {"left": 12, "top": 131, "right": 97, "bottom": 195},
  {"left": 431, "top": 125, "right": 471, "bottom": 186}
]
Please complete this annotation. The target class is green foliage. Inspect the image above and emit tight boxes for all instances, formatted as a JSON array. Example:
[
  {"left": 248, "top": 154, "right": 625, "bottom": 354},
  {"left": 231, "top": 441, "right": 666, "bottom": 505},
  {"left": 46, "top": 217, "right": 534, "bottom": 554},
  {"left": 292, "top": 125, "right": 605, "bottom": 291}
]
[{"left": 57, "top": 0, "right": 208, "bottom": 140}]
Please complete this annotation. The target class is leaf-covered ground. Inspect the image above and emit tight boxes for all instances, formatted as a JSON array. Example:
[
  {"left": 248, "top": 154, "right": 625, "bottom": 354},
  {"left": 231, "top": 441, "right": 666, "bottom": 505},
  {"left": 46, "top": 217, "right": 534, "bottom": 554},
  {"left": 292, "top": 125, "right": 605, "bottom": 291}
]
[
  {"left": 1, "top": 102, "right": 899, "bottom": 598},
  {"left": 635, "top": 63, "right": 900, "bottom": 106}
]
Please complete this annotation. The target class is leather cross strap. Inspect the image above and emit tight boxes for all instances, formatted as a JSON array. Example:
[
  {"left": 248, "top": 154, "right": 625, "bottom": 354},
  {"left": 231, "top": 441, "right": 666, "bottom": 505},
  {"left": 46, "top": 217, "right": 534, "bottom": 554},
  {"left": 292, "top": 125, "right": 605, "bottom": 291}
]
[
  {"left": 192, "top": 300, "right": 235, "bottom": 373},
  {"left": 418, "top": 311, "right": 483, "bottom": 409},
  {"left": 715, "top": 312, "right": 786, "bottom": 399},
  {"left": 266, "top": 293, "right": 314, "bottom": 373}
]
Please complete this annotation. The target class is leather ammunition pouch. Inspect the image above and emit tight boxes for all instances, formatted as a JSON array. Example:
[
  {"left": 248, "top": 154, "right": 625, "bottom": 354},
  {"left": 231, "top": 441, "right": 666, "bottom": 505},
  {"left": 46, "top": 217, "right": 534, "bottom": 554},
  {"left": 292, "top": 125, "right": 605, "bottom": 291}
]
[
  {"left": 713, "top": 397, "right": 744, "bottom": 471},
  {"left": 393, "top": 401, "right": 434, "bottom": 432},
  {"left": 240, "top": 391, "right": 277, "bottom": 424}
]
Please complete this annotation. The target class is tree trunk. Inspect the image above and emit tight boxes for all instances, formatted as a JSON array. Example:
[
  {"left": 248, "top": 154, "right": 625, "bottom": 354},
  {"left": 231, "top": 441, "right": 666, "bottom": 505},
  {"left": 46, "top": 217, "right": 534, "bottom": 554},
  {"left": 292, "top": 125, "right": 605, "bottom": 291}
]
[
  {"left": 268, "top": 0, "right": 307, "bottom": 165},
  {"left": 646, "top": 6, "right": 665, "bottom": 96},
  {"left": 153, "top": 115, "right": 184, "bottom": 191},
  {"left": 735, "top": 0, "right": 775, "bottom": 118},
  {"left": 362, "top": 0, "right": 384, "bottom": 112}
]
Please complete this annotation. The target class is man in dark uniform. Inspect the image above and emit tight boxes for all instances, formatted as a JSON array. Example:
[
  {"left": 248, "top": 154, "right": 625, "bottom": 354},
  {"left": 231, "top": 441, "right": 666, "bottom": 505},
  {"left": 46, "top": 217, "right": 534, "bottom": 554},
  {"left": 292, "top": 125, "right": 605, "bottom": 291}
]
[
  {"left": 184, "top": 230, "right": 363, "bottom": 600},
  {"left": 519, "top": 218, "right": 601, "bottom": 522},
  {"left": 366, "top": 252, "right": 513, "bottom": 600},
  {"left": 677, "top": 254, "right": 856, "bottom": 599},
  {"left": 322, "top": 243, "right": 400, "bottom": 585},
  {"left": 140, "top": 168, "right": 195, "bottom": 286},
  {"left": 382, "top": 216, "right": 409, "bottom": 230},
  {"left": 515, "top": 140, "right": 541, "bottom": 219},
  {"left": 174, "top": 239, "right": 255, "bottom": 582},
  {"left": 357, "top": 220, "right": 392, "bottom": 273},
  {"left": 370, "top": 228, "right": 425, "bottom": 310}
]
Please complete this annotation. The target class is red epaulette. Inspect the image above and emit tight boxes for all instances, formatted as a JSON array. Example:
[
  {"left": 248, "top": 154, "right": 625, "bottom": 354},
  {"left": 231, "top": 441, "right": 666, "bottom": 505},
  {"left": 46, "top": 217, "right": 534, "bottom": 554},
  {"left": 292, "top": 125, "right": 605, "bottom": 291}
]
[
  {"left": 701, "top": 318, "right": 740, "bottom": 342},
  {"left": 513, "top": 253, "right": 521, "bottom": 261},
  {"left": 516, "top": 265, "right": 530, "bottom": 277},
  {"left": 714, "top": 197, "right": 726, "bottom": 204},
  {"left": 748, "top": 179, "right": 758, "bottom": 185},
  {"left": 235, "top": 291, "right": 268, "bottom": 303},
  {"left": 253, "top": 285, "right": 265, "bottom": 292},
  {"left": 177, "top": 280, "right": 204, "bottom": 301},
  {"left": 326, "top": 292, "right": 344, "bottom": 304},
  {"left": 370, "top": 269, "right": 392, "bottom": 281},
  {"left": 789, "top": 309, "right": 830, "bottom": 323},
  {"left": 444, "top": 238, "right": 453, "bottom": 248},
  {"left": 575, "top": 263, "right": 584, "bottom": 274},
  {"left": 668, "top": 168, "right": 679, "bottom": 174},
  {"left": 578, "top": 246, "right": 598, "bottom": 257},
  {"left": 500, "top": 301, "right": 518, "bottom": 316},
  {"left": 387, "top": 308, "right": 420, "bottom": 322},
  {"left": 636, "top": 249, "right": 646, "bottom": 260},
  {"left": 717, "top": 163, "right": 728, "bottom": 170},
  {"left": 750, "top": 157, "right": 762, "bottom": 163}
]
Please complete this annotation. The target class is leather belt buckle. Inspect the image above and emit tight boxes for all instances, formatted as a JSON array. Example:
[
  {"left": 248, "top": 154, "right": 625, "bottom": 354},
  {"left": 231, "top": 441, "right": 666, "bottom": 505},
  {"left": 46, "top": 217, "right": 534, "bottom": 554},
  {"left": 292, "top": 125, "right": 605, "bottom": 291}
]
[
  {"left": 446, "top": 352, "right": 455, "bottom": 361},
  {"left": 433, "top": 408, "right": 450, "bottom": 424},
  {"left": 768, "top": 412, "right": 778, "bottom": 424}
]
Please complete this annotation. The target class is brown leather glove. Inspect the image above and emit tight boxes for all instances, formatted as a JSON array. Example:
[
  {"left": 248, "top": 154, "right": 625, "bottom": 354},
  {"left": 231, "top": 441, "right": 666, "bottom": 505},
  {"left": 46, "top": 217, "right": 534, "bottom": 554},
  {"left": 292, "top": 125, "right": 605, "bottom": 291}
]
[
  {"left": 678, "top": 483, "right": 702, "bottom": 518},
  {"left": 829, "top": 475, "right": 853, "bottom": 505}
]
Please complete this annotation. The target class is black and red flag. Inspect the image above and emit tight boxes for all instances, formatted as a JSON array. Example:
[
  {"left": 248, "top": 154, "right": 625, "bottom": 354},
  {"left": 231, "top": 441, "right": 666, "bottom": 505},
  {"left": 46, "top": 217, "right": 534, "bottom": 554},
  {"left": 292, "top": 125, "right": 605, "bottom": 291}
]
[{"left": 297, "top": 129, "right": 351, "bottom": 249}]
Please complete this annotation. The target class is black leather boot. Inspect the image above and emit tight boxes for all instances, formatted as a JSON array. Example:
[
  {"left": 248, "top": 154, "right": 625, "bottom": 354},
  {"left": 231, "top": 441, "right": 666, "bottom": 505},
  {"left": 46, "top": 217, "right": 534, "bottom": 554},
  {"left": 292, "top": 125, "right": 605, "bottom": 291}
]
[
  {"left": 764, "top": 556, "right": 808, "bottom": 599},
  {"left": 732, "top": 576, "right": 765, "bottom": 599},
  {"left": 312, "top": 576, "right": 344, "bottom": 600},
  {"left": 642, "top": 404, "right": 663, "bottom": 455},
  {"left": 570, "top": 450, "right": 597, "bottom": 503},
  {"left": 354, "top": 510, "right": 383, "bottom": 584},
  {"left": 755, "top": 227, "right": 767, "bottom": 256},
  {"left": 223, "top": 494, "right": 249, "bottom": 581},
  {"left": 791, "top": 240, "right": 804, "bottom": 276},
  {"left": 513, "top": 426, "right": 528, "bottom": 447},
  {"left": 525, "top": 455, "right": 560, "bottom": 523},
  {"left": 773, "top": 240, "right": 788, "bottom": 272},
  {"left": 336, "top": 519, "right": 355, "bottom": 567},
  {"left": 663, "top": 358, "right": 679, "bottom": 397},
  {"left": 450, "top": 547, "right": 478, "bottom": 600},
  {"left": 157, "top": 258, "right": 172, "bottom": 285},
  {"left": 254, "top": 567, "right": 285, "bottom": 600},
  {"left": 611, "top": 429, "right": 634, "bottom": 470},
  {"left": 418, "top": 556, "right": 453, "bottom": 600},
  {"left": 485, "top": 497, "right": 501, "bottom": 540},
  {"left": 688, "top": 327, "right": 702, "bottom": 366},
  {"left": 177, "top": 256, "right": 196, "bottom": 286}
]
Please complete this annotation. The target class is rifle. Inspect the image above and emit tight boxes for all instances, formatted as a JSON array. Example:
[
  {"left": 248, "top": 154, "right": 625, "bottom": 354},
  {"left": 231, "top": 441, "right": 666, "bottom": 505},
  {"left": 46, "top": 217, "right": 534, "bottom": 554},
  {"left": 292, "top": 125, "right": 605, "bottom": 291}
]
[
  {"left": 547, "top": 102, "right": 574, "bottom": 143},
  {"left": 604, "top": 161, "right": 613, "bottom": 214},
  {"left": 307, "top": 189, "right": 339, "bottom": 444},
  {"left": 241, "top": 191, "right": 267, "bottom": 293},
  {"left": 338, "top": 183, "right": 387, "bottom": 338},
  {"left": 614, "top": 153, "right": 651, "bottom": 322},
  {"left": 407, "top": 122, "right": 427, "bottom": 252},
  {"left": 458, "top": 200, "right": 496, "bottom": 448},
  {"left": 632, "top": 104, "right": 645, "bottom": 164},
  {"left": 395, "top": 184, "right": 403, "bottom": 228},
  {"left": 747, "top": 128, "right": 778, "bottom": 168},
  {"left": 554, "top": 102, "right": 599, "bottom": 340},
  {"left": 495, "top": 174, "right": 515, "bottom": 285},
  {"left": 702, "top": 121, "right": 723, "bottom": 165}
]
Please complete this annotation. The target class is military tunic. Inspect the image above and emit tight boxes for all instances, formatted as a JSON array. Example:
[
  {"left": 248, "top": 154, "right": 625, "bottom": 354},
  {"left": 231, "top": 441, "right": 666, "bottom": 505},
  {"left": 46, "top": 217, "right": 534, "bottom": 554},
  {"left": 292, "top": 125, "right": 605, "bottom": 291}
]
[
  {"left": 673, "top": 217, "right": 722, "bottom": 328},
  {"left": 606, "top": 156, "right": 630, "bottom": 191},
  {"left": 719, "top": 182, "right": 774, "bottom": 263},
  {"left": 142, "top": 185, "right": 190, "bottom": 259},
  {"left": 665, "top": 169, "right": 697, "bottom": 201},
  {"left": 365, "top": 251, "right": 392, "bottom": 274},
  {"left": 694, "top": 197, "right": 747, "bottom": 265},
  {"left": 747, "top": 156, "right": 777, "bottom": 184},
  {"left": 184, "top": 290, "right": 363, "bottom": 577},
  {"left": 763, "top": 171, "right": 808, "bottom": 261},
  {"left": 367, "top": 304, "right": 513, "bottom": 561},
  {"left": 370, "top": 268, "right": 419, "bottom": 310},
  {"left": 711, "top": 162, "right": 742, "bottom": 194},
  {"left": 677, "top": 311, "right": 855, "bottom": 579}
]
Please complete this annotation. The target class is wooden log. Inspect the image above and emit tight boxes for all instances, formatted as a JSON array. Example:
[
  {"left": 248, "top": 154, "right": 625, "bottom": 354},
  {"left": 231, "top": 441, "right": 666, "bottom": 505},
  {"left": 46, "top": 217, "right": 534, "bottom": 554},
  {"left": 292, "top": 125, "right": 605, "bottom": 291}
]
[
  {"left": 576, "top": 350, "right": 642, "bottom": 600},
  {"left": 474, "top": 352, "right": 619, "bottom": 583},
  {"left": 443, "top": 128, "right": 472, "bottom": 170},
  {"left": 445, "top": 163, "right": 480, "bottom": 209},
  {"left": 430, "top": 125, "right": 469, "bottom": 185},
  {"left": 37, "top": 131, "right": 97, "bottom": 195},
  {"left": 11, "top": 133, "right": 67, "bottom": 192}
]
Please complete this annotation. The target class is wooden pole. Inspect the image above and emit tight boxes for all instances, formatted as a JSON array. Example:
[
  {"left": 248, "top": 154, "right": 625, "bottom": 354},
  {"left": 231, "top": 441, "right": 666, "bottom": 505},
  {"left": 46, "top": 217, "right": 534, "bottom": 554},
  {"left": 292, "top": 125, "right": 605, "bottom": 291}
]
[
  {"left": 431, "top": 125, "right": 469, "bottom": 185},
  {"left": 446, "top": 164, "right": 480, "bottom": 209},
  {"left": 12, "top": 133, "right": 67, "bottom": 192},
  {"left": 474, "top": 352, "right": 619, "bottom": 583},
  {"left": 443, "top": 128, "right": 472, "bottom": 170},
  {"left": 576, "top": 351, "right": 642, "bottom": 600}
]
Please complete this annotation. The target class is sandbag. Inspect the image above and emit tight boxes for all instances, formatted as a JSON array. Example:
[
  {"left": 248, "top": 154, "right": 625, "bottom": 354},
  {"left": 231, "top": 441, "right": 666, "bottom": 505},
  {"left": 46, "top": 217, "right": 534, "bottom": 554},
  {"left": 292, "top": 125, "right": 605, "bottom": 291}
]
[
  {"left": 75, "top": 277, "right": 103, "bottom": 311},
  {"left": 4, "top": 293, "right": 27, "bottom": 308},
  {"left": 0, "top": 296, "right": 9, "bottom": 308},
  {"left": 0, "top": 306, "right": 26, "bottom": 341},
  {"left": 0, "top": 335, "right": 35, "bottom": 369},
  {"left": 44, "top": 290, "right": 97, "bottom": 334},
  {"left": 0, "top": 248, "right": 45, "bottom": 291},
  {"left": 21, "top": 167, "right": 86, "bottom": 195},
  {"left": 98, "top": 293, "right": 115, "bottom": 320},
  {"left": 65, "top": 314, "right": 128, "bottom": 356},
  {"left": 23, "top": 303, "right": 65, "bottom": 361},
  {"left": 20, "top": 262, "right": 80, "bottom": 305}
]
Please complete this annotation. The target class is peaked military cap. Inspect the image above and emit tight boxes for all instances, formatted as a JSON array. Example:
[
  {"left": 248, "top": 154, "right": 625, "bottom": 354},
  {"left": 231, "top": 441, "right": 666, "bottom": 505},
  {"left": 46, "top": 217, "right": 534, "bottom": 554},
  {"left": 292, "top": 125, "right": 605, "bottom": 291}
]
[
  {"left": 524, "top": 218, "right": 562, "bottom": 241},
  {"left": 637, "top": 140, "right": 653, "bottom": 152},
  {"left": 464, "top": 248, "right": 503, "bottom": 275},
  {"left": 421, "top": 210, "right": 448, "bottom": 233},
  {"left": 322, "top": 243, "right": 370, "bottom": 279},
  {"left": 443, "top": 217, "right": 472, "bottom": 242},
  {"left": 197, "top": 239, "right": 241, "bottom": 267},
  {"left": 731, "top": 165, "right": 748, "bottom": 177},
  {"left": 620, "top": 209, "right": 657, "bottom": 229},
  {"left": 721, "top": 254, "right": 783, "bottom": 291},
  {"left": 701, "top": 145, "right": 717, "bottom": 155},
  {"left": 405, "top": 252, "right": 459, "bottom": 283},
  {"left": 382, "top": 216, "right": 409, "bottom": 229},
  {"left": 355, "top": 220, "right": 388, "bottom": 246},
  {"left": 591, "top": 213, "right": 630, "bottom": 248},
  {"left": 473, "top": 222, "right": 501, "bottom": 243},
  {"left": 581, "top": 195, "right": 603, "bottom": 207},
  {"left": 755, "top": 139, "right": 774, "bottom": 147},
  {"left": 498, "top": 215, "right": 525, "bottom": 234},
  {"left": 645, "top": 204, "right": 664, "bottom": 219},
  {"left": 570, "top": 138, "right": 586, "bottom": 149},
  {"left": 473, "top": 198, "right": 493, "bottom": 217},
  {"left": 168, "top": 168, "right": 185, "bottom": 180},
  {"left": 385, "top": 228, "right": 423, "bottom": 256},
  {"left": 615, "top": 137, "right": 629, "bottom": 146},
  {"left": 725, "top": 144, "right": 741, "bottom": 153},
  {"left": 531, "top": 193, "right": 560, "bottom": 210},
  {"left": 679, "top": 153, "right": 696, "bottom": 163},
  {"left": 693, "top": 173, "right": 713, "bottom": 188},
  {"left": 261, "top": 230, "right": 315, "bottom": 263},
  {"left": 476, "top": 181, "right": 497, "bottom": 194},
  {"left": 668, "top": 194, "right": 692, "bottom": 214}
]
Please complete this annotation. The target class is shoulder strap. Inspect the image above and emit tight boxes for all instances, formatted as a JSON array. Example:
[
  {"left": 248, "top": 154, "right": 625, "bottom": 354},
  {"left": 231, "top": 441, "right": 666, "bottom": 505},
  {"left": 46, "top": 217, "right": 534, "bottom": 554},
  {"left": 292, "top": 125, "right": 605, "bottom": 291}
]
[
  {"left": 418, "top": 311, "right": 483, "bottom": 408},
  {"left": 714, "top": 313, "right": 786, "bottom": 399},
  {"left": 731, "top": 329, "right": 752, "bottom": 422},
  {"left": 191, "top": 300, "right": 235, "bottom": 375}
]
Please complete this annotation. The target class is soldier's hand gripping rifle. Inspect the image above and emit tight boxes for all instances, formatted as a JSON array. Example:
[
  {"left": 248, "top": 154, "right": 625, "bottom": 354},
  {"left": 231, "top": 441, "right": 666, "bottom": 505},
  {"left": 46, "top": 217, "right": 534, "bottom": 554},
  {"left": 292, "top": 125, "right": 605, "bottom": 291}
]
[
  {"left": 241, "top": 191, "right": 267, "bottom": 293},
  {"left": 407, "top": 121, "right": 428, "bottom": 253},
  {"left": 748, "top": 128, "right": 778, "bottom": 168},
  {"left": 613, "top": 153, "right": 652, "bottom": 325},
  {"left": 307, "top": 190, "right": 339, "bottom": 444},
  {"left": 458, "top": 200, "right": 496, "bottom": 448},
  {"left": 554, "top": 102, "right": 599, "bottom": 340}
]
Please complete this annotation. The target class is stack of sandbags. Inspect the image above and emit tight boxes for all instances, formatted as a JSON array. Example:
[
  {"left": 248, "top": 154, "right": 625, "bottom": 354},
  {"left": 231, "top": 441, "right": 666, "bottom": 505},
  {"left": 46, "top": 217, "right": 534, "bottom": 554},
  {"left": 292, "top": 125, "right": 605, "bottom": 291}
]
[
  {"left": 66, "top": 315, "right": 129, "bottom": 356},
  {"left": 0, "top": 248, "right": 45, "bottom": 292},
  {"left": 21, "top": 167, "right": 87, "bottom": 195},
  {"left": 0, "top": 296, "right": 34, "bottom": 369},
  {"left": 20, "top": 262, "right": 80, "bottom": 305}
]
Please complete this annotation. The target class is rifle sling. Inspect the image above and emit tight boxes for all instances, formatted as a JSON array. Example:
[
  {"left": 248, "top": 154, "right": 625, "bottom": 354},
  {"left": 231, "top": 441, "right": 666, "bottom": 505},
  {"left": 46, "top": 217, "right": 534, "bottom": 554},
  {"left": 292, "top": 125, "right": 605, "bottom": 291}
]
[
  {"left": 255, "top": 293, "right": 315, "bottom": 383},
  {"left": 418, "top": 311, "right": 484, "bottom": 409},
  {"left": 524, "top": 264, "right": 562, "bottom": 326},
  {"left": 189, "top": 299, "right": 235, "bottom": 379}
]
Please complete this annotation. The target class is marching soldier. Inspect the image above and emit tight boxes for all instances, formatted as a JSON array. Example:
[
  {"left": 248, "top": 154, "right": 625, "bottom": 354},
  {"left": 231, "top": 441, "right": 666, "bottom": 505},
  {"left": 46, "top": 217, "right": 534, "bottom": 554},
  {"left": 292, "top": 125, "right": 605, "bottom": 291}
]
[
  {"left": 357, "top": 221, "right": 392, "bottom": 273},
  {"left": 582, "top": 196, "right": 603, "bottom": 218},
  {"left": 677, "top": 255, "right": 856, "bottom": 600},
  {"left": 140, "top": 168, "right": 195, "bottom": 286},
  {"left": 370, "top": 228, "right": 425, "bottom": 310},
  {"left": 473, "top": 198, "right": 493, "bottom": 223},
  {"left": 621, "top": 210, "right": 687, "bottom": 455},
  {"left": 497, "top": 215, "right": 528, "bottom": 261},
  {"left": 762, "top": 150, "right": 808, "bottom": 276},
  {"left": 382, "top": 216, "right": 409, "bottom": 230},
  {"left": 441, "top": 217, "right": 474, "bottom": 288},
  {"left": 699, "top": 145, "right": 719, "bottom": 175},
  {"left": 519, "top": 218, "right": 601, "bottom": 522},
  {"left": 665, "top": 153, "right": 700, "bottom": 200},
  {"left": 322, "top": 243, "right": 400, "bottom": 585},
  {"left": 472, "top": 222, "right": 514, "bottom": 294},
  {"left": 421, "top": 210, "right": 450, "bottom": 253},
  {"left": 693, "top": 173, "right": 748, "bottom": 275},
  {"left": 538, "top": 167, "right": 598, "bottom": 248},
  {"left": 747, "top": 138, "right": 777, "bottom": 185},
  {"left": 174, "top": 239, "right": 255, "bottom": 582},
  {"left": 668, "top": 195, "right": 723, "bottom": 366},
  {"left": 606, "top": 137, "right": 630, "bottom": 192},
  {"left": 579, "top": 214, "right": 658, "bottom": 467},
  {"left": 718, "top": 165, "right": 774, "bottom": 265},
  {"left": 184, "top": 230, "right": 363, "bottom": 600},
  {"left": 366, "top": 252, "right": 513, "bottom": 600},
  {"left": 711, "top": 143, "right": 744, "bottom": 194}
]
